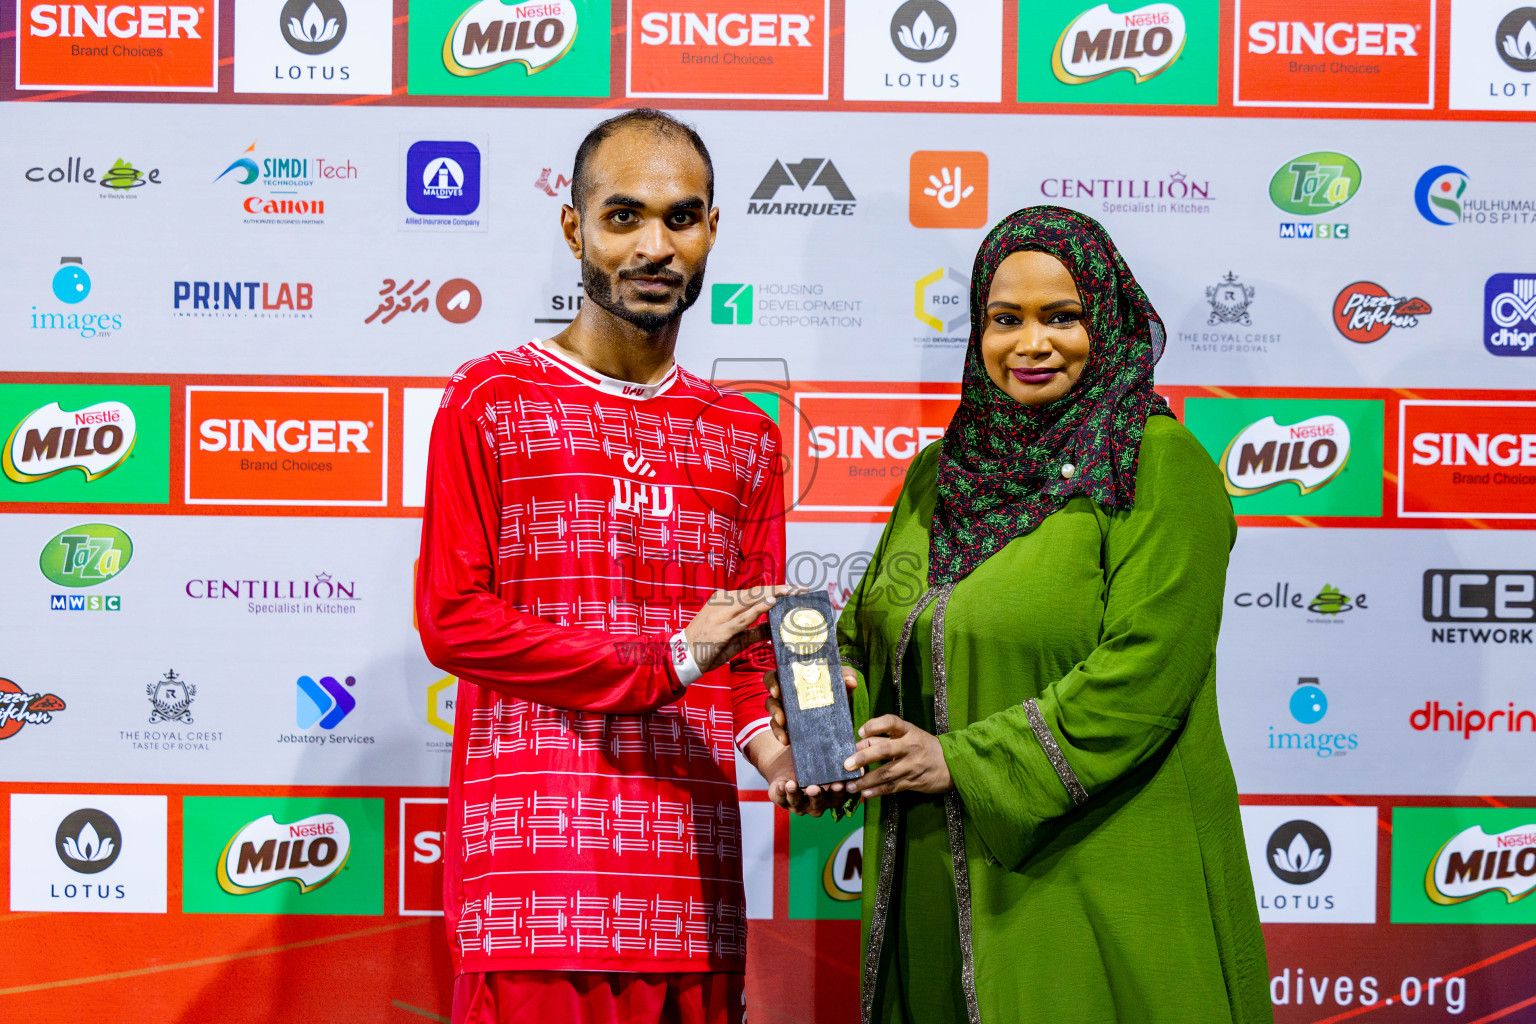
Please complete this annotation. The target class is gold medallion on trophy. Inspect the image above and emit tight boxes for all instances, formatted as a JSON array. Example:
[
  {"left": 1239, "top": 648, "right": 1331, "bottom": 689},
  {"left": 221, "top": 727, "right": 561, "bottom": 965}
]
[
  {"left": 791, "top": 660, "right": 835, "bottom": 710},
  {"left": 780, "top": 606, "right": 829, "bottom": 656}
]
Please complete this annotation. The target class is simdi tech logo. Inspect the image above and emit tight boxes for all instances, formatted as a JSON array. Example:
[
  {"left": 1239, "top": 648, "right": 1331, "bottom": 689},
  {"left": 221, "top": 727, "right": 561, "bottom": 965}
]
[
  {"left": 16, "top": 1, "right": 219, "bottom": 91},
  {"left": 0, "top": 383, "right": 170, "bottom": 504},
  {"left": 1184, "top": 396, "right": 1383, "bottom": 516},
  {"left": 627, "top": 0, "right": 830, "bottom": 100},
  {"left": 841, "top": 0, "right": 1003, "bottom": 103},
  {"left": 1449, "top": 2, "right": 1536, "bottom": 111},
  {"left": 186, "top": 386, "right": 388, "bottom": 506},
  {"left": 183, "top": 797, "right": 382, "bottom": 915},
  {"left": 1234, "top": 0, "right": 1434, "bottom": 108},
  {"left": 1017, "top": 1, "right": 1217, "bottom": 106},
  {"left": 233, "top": 0, "right": 394, "bottom": 95},
  {"left": 408, "top": 0, "right": 609, "bottom": 97},
  {"left": 214, "top": 140, "right": 357, "bottom": 226},
  {"left": 1399, "top": 400, "right": 1536, "bottom": 519},
  {"left": 1392, "top": 808, "right": 1536, "bottom": 923}
]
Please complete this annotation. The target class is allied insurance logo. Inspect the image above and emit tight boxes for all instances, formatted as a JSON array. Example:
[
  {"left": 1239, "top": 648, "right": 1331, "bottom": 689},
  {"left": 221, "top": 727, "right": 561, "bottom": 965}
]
[
  {"left": 1234, "top": 0, "right": 1435, "bottom": 108},
  {"left": 790, "top": 391, "right": 956, "bottom": 520},
  {"left": 16, "top": 1, "right": 219, "bottom": 91},
  {"left": 1399, "top": 400, "right": 1536, "bottom": 519},
  {"left": 627, "top": 1, "right": 830, "bottom": 100},
  {"left": 185, "top": 386, "right": 387, "bottom": 506}
]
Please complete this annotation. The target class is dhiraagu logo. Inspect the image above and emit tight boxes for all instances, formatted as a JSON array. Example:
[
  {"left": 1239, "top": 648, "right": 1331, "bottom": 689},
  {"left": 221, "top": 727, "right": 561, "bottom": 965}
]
[
  {"left": 1269, "top": 152, "right": 1362, "bottom": 214},
  {"left": 0, "top": 384, "right": 169, "bottom": 504},
  {"left": 40, "top": 523, "right": 132, "bottom": 588},
  {"left": 183, "top": 797, "right": 382, "bottom": 915},
  {"left": 1184, "top": 397, "right": 1383, "bottom": 516}
]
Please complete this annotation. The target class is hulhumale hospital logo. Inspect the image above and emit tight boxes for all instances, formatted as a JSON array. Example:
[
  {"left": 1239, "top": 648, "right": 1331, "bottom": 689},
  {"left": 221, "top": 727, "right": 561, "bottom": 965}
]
[{"left": 1415, "top": 165, "right": 1469, "bottom": 225}]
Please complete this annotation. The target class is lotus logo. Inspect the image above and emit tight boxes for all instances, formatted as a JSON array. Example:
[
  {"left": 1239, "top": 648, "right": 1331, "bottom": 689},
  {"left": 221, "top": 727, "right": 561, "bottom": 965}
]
[
  {"left": 56, "top": 808, "right": 122, "bottom": 874},
  {"left": 280, "top": 0, "right": 347, "bottom": 56},
  {"left": 891, "top": 1, "right": 955, "bottom": 62},
  {"left": 218, "top": 813, "right": 351, "bottom": 895},
  {"left": 1427, "top": 822, "right": 1536, "bottom": 905},
  {"left": 1415, "top": 165, "right": 1469, "bottom": 226},
  {"left": 1267, "top": 820, "right": 1331, "bottom": 885},
  {"left": 1498, "top": 9, "right": 1536, "bottom": 72}
]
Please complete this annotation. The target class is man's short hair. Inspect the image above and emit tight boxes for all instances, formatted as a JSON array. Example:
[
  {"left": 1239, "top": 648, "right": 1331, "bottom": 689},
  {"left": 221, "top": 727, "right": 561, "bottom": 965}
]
[{"left": 570, "top": 108, "right": 715, "bottom": 214}]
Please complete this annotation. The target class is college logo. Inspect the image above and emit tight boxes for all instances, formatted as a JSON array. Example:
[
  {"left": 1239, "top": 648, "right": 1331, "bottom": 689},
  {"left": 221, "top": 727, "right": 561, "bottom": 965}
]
[
  {"left": 10, "top": 794, "right": 168, "bottom": 913},
  {"left": 1243, "top": 806, "right": 1376, "bottom": 922},
  {"left": 186, "top": 386, "right": 388, "bottom": 506},
  {"left": 1270, "top": 152, "right": 1361, "bottom": 215},
  {"left": 4, "top": 400, "right": 135, "bottom": 484},
  {"left": 217, "top": 813, "right": 351, "bottom": 895},
  {"left": 17, "top": 0, "right": 219, "bottom": 91},
  {"left": 408, "top": 0, "right": 607, "bottom": 97},
  {"left": 909, "top": 151, "right": 987, "bottom": 228},
  {"left": 405, "top": 140, "right": 482, "bottom": 216},
  {"left": 1185, "top": 397, "right": 1383, "bottom": 516},
  {"left": 1331, "top": 282, "right": 1431, "bottom": 343},
  {"left": 33, "top": 257, "right": 124, "bottom": 339},
  {"left": 1235, "top": 0, "right": 1434, "bottom": 108},
  {"left": 1231, "top": 581, "right": 1367, "bottom": 621},
  {"left": 443, "top": 0, "right": 577, "bottom": 75},
  {"left": 366, "top": 277, "right": 483, "bottom": 325},
  {"left": 40, "top": 523, "right": 132, "bottom": 588},
  {"left": 791, "top": 390, "right": 955, "bottom": 519},
  {"left": 747, "top": 158, "right": 854, "bottom": 216},
  {"left": 1485, "top": 274, "right": 1536, "bottom": 355},
  {"left": 147, "top": 669, "right": 196, "bottom": 725},
  {"left": 1400, "top": 400, "right": 1536, "bottom": 518},
  {"left": 235, "top": 0, "right": 392, "bottom": 93},
  {"left": 56, "top": 808, "right": 122, "bottom": 874},
  {"left": 23, "top": 156, "right": 163, "bottom": 196},
  {"left": 1414, "top": 165, "right": 1468, "bottom": 225},
  {"left": 1052, "top": 2, "right": 1186, "bottom": 84},
  {"left": 0, "top": 677, "right": 66, "bottom": 740},
  {"left": 628, "top": 1, "right": 829, "bottom": 99},
  {"left": 297, "top": 674, "right": 357, "bottom": 730}
]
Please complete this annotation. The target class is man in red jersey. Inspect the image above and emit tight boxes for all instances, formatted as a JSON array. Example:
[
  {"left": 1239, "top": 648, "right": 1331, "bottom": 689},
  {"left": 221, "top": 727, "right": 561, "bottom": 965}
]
[{"left": 417, "top": 110, "right": 817, "bottom": 1024}]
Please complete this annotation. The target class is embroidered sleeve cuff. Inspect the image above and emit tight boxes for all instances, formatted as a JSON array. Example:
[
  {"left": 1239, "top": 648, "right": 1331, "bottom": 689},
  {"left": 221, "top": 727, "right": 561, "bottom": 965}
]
[
  {"left": 1023, "top": 698, "right": 1089, "bottom": 807},
  {"left": 669, "top": 629, "right": 702, "bottom": 687},
  {"left": 735, "top": 717, "right": 772, "bottom": 752}
]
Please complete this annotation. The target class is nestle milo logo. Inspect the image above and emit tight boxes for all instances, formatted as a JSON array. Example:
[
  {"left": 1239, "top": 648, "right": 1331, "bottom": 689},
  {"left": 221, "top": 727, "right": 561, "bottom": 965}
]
[
  {"left": 39, "top": 523, "right": 132, "bottom": 588},
  {"left": 217, "top": 812, "right": 351, "bottom": 895}
]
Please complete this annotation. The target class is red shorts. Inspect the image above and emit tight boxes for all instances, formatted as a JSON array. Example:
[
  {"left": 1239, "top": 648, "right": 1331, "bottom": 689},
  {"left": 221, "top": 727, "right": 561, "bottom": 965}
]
[{"left": 451, "top": 971, "right": 746, "bottom": 1024}]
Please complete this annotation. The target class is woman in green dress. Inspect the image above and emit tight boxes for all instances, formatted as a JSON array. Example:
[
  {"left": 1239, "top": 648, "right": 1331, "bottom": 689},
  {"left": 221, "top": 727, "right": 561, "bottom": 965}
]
[{"left": 768, "top": 207, "right": 1272, "bottom": 1023}]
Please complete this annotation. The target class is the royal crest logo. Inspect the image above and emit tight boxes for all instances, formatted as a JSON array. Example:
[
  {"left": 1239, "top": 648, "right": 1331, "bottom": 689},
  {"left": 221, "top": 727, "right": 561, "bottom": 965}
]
[
  {"left": 1332, "top": 282, "right": 1431, "bottom": 343},
  {"left": 1205, "top": 272, "right": 1254, "bottom": 325},
  {"left": 217, "top": 812, "right": 351, "bottom": 895},
  {"left": 443, "top": 0, "right": 579, "bottom": 76},
  {"left": 0, "top": 677, "right": 66, "bottom": 740},
  {"left": 148, "top": 669, "right": 196, "bottom": 725},
  {"left": 1053, "top": 2, "right": 1187, "bottom": 85},
  {"left": 1218, "top": 415, "right": 1351, "bottom": 496},
  {"left": 1427, "top": 823, "right": 1536, "bottom": 905},
  {"left": 3, "top": 401, "right": 137, "bottom": 484}
]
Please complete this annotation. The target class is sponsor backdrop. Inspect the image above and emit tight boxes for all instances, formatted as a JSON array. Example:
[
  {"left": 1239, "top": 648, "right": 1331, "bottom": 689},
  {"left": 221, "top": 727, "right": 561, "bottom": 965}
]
[{"left": 5, "top": 1, "right": 1536, "bottom": 1021}]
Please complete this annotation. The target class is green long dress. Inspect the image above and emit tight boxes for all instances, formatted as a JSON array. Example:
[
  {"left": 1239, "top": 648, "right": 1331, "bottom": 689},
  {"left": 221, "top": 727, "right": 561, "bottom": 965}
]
[{"left": 837, "top": 416, "right": 1273, "bottom": 1024}]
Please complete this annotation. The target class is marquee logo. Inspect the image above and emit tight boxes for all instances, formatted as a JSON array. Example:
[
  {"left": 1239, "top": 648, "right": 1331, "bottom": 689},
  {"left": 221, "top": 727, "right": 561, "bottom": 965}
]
[
  {"left": 4, "top": 400, "right": 136, "bottom": 484},
  {"left": 1270, "top": 152, "right": 1362, "bottom": 215},
  {"left": 443, "top": 0, "right": 578, "bottom": 76},
  {"left": 747, "top": 158, "right": 854, "bottom": 216},
  {"left": 40, "top": 522, "right": 132, "bottom": 589},
  {"left": 1486, "top": 273, "right": 1536, "bottom": 355},
  {"left": 1400, "top": 400, "right": 1536, "bottom": 518},
  {"left": 1235, "top": 0, "right": 1434, "bottom": 108},
  {"left": 1331, "top": 282, "right": 1431, "bottom": 343},
  {"left": 1053, "top": 3, "right": 1187, "bottom": 84},
  {"left": 628, "top": 1, "right": 829, "bottom": 99},
  {"left": 17, "top": 0, "right": 219, "bottom": 91},
  {"left": 1218, "top": 414, "right": 1350, "bottom": 496},
  {"left": 217, "top": 813, "right": 351, "bottom": 895},
  {"left": 1427, "top": 823, "right": 1536, "bottom": 905},
  {"left": 0, "top": 677, "right": 66, "bottom": 740}
]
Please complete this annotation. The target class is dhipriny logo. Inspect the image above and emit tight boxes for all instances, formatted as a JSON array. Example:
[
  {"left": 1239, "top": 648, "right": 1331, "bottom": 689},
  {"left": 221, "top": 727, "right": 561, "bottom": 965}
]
[
  {"left": 56, "top": 808, "right": 123, "bottom": 874},
  {"left": 1485, "top": 273, "right": 1536, "bottom": 355},
  {"left": 1267, "top": 819, "right": 1331, "bottom": 885},
  {"left": 891, "top": 1, "right": 956, "bottom": 62},
  {"left": 1415, "top": 165, "right": 1469, "bottom": 225},
  {"left": 297, "top": 674, "right": 356, "bottom": 730},
  {"left": 406, "top": 141, "right": 482, "bottom": 216}
]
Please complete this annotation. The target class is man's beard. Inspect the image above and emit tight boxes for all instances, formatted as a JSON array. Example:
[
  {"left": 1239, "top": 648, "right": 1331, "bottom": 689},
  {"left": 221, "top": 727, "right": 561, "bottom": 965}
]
[{"left": 582, "top": 255, "right": 707, "bottom": 334}]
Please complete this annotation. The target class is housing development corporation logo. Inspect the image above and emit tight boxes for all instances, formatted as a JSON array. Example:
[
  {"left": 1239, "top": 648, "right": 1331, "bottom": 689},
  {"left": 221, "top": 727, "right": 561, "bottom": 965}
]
[
  {"left": 1331, "top": 282, "right": 1431, "bottom": 343},
  {"left": 1486, "top": 273, "right": 1536, "bottom": 355},
  {"left": 1415, "top": 165, "right": 1469, "bottom": 225},
  {"left": 0, "top": 677, "right": 66, "bottom": 740},
  {"left": 1399, "top": 400, "right": 1536, "bottom": 518},
  {"left": 17, "top": 0, "right": 218, "bottom": 91},
  {"left": 909, "top": 151, "right": 987, "bottom": 228},
  {"left": 628, "top": 1, "right": 829, "bottom": 100},
  {"left": 843, "top": 0, "right": 1000, "bottom": 102},
  {"left": 1235, "top": 0, "right": 1434, "bottom": 108},
  {"left": 747, "top": 158, "right": 855, "bottom": 217},
  {"left": 1053, "top": 3, "right": 1187, "bottom": 84}
]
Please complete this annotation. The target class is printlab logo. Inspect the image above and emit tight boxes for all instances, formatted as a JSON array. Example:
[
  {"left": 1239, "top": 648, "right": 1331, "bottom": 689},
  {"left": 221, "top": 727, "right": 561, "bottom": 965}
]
[
  {"left": 297, "top": 674, "right": 357, "bottom": 730},
  {"left": 365, "top": 277, "right": 483, "bottom": 325},
  {"left": 282, "top": 0, "right": 346, "bottom": 54},
  {"left": 172, "top": 280, "right": 314, "bottom": 319},
  {"left": 909, "top": 151, "right": 987, "bottom": 228},
  {"left": 57, "top": 808, "right": 122, "bottom": 874},
  {"left": 1269, "top": 677, "right": 1359, "bottom": 758},
  {"left": 891, "top": 1, "right": 956, "bottom": 61},
  {"left": 33, "top": 257, "right": 124, "bottom": 340},
  {"left": 747, "top": 159, "right": 856, "bottom": 217},
  {"left": 1052, "top": 2, "right": 1187, "bottom": 84},
  {"left": 1267, "top": 820, "right": 1331, "bottom": 885},
  {"left": 0, "top": 677, "right": 66, "bottom": 740},
  {"left": 1415, "top": 165, "right": 1469, "bottom": 225},
  {"left": 1271, "top": 151, "right": 1359, "bottom": 238},
  {"left": 1485, "top": 273, "right": 1536, "bottom": 355},
  {"left": 148, "top": 669, "right": 196, "bottom": 725},
  {"left": 1332, "top": 282, "right": 1431, "bottom": 343}
]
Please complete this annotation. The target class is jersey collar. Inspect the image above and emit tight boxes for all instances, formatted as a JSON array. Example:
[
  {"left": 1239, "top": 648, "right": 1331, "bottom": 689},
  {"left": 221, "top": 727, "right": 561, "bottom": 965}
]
[{"left": 528, "top": 339, "right": 680, "bottom": 401}]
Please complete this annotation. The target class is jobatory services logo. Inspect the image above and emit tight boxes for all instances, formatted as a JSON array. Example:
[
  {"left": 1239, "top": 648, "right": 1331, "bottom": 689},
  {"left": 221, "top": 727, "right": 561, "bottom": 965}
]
[
  {"left": 0, "top": 677, "right": 66, "bottom": 740},
  {"left": 1392, "top": 809, "right": 1536, "bottom": 923},
  {"left": 16, "top": 0, "right": 219, "bottom": 91},
  {"left": 400, "top": 798, "right": 448, "bottom": 915},
  {"left": 409, "top": 0, "right": 606, "bottom": 97},
  {"left": 909, "top": 151, "right": 987, "bottom": 228},
  {"left": 788, "top": 806, "right": 864, "bottom": 919},
  {"left": 746, "top": 158, "right": 854, "bottom": 217},
  {"left": 9, "top": 794, "right": 168, "bottom": 913},
  {"left": 214, "top": 140, "right": 357, "bottom": 226},
  {"left": 296, "top": 674, "right": 357, "bottom": 731},
  {"left": 1235, "top": 0, "right": 1434, "bottom": 108},
  {"left": 365, "top": 276, "right": 483, "bottom": 325},
  {"left": 1399, "top": 400, "right": 1536, "bottom": 518},
  {"left": 1485, "top": 273, "right": 1536, "bottom": 355},
  {"left": 842, "top": 0, "right": 1002, "bottom": 102},
  {"left": 1449, "top": 2, "right": 1536, "bottom": 110},
  {"left": 1268, "top": 676, "right": 1359, "bottom": 759},
  {"left": 185, "top": 386, "right": 388, "bottom": 506},
  {"left": 1018, "top": 1, "right": 1216, "bottom": 105},
  {"left": 627, "top": 0, "right": 829, "bottom": 99},
  {"left": 183, "top": 797, "right": 382, "bottom": 915},
  {"left": 791, "top": 390, "right": 956, "bottom": 518},
  {"left": 1184, "top": 397, "right": 1383, "bottom": 516},
  {"left": 0, "top": 384, "right": 169, "bottom": 504},
  {"left": 33, "top": 257, "right": 124, "bottom": 340},
  {"left": 402, "top": 139, "right": 485, "bottom": 229},
  {"left": 1242, "top": 806, "right": 1377, "bottom": 923},
  {"left": 1270, "top": 151, "right": 1360, "bottom": 239},
  {"left": 234, "top": 0, "right": 392, "bottom": 94},
  {"left": 41, "top": 522, "right": 132, "bottom": 613},
  {"left": 23, "top": 156, "right": 163, "bottom": 197},
  {"left": 1331, "top": 282, "right": 1431, "bottom": 343}
]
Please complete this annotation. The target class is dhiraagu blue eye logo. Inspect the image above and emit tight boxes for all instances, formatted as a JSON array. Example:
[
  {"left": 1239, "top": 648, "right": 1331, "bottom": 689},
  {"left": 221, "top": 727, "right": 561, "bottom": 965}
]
[
  {"left": 1270, "top": 676, "right": 1357, "bottom": 759},
  {"left": 1415, "top": 165, "right": 1468, "bottom": 226}
]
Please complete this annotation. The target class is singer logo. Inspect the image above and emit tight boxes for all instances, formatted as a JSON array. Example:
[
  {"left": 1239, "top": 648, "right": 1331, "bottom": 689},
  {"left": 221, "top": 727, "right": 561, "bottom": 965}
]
[
  {"left": 186, "top": 386, "right": 387, "bottom": 507},
  {"left": 1234, "top": 0, "right": 1435, "bottom": 108},
  {"left": 18, "top": 1, "right": 219, "bottom": 91},
  {"left": 1400, "top": 400, "right": 1536, "bottom": 519},
  {"left": 400, "top": 798, "right": 447, "bottom": 916},
  {"left": 792, "top": 391, "right": 957, "bottom": 519},
  {"left": 627, "top": 1, "right": 829, "bottom": 99},
  {"left": 217, "top": 813, "right": 351, "bottom": 895}
]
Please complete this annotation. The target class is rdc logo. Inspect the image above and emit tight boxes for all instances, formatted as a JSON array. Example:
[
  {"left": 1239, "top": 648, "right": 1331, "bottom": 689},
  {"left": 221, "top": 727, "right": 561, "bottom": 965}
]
[{"left": 1485, "top": 273, "right": 1536, "bottom": 356}]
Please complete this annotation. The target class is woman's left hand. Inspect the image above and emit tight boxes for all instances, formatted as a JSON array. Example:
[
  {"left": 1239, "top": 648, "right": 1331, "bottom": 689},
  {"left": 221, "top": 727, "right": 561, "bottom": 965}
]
[{"left": 845, "top": 715, "right": 953, "bottom": 798}]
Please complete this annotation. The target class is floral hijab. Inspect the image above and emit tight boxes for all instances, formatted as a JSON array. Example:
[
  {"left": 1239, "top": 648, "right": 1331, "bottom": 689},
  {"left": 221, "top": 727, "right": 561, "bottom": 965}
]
[{"left": 928, "top": 206, "right": 1171, "bottom": 586}]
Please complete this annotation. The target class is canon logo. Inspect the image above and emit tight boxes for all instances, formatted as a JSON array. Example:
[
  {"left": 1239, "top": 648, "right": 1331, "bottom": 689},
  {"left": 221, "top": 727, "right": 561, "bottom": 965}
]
[
  {"left": 1246, "top": 21, "right": 1417, "bottom": 57},
  {"left": 199, "top": 419, "right": 370, "bottom": 454},
  {"left": 807, "top": 425, "right": 945, "bottom": 460},
  {"left": 638, "top": 12, "right": 813, "bottom": 46},
  {"left": 1411, "top": 432, "right": 1536, "bottom": 468},
  {"left": 28, "top": 4, "right": 203, "bottom": 39}
]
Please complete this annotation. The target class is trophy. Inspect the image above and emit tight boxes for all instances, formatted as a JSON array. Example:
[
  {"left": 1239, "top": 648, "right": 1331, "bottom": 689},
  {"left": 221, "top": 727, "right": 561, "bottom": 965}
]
[{"left": 768, "top": 592, "right": 859, "bottom": 787}]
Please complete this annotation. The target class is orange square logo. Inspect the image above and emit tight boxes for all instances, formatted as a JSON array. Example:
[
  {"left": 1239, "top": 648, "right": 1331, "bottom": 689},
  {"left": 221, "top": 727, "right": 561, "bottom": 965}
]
[
  {"left": 627, "top": 1, "right": 829, "bottom": 99},
  {"left": 186, "top": 387, "right": 388, "bottom": 507},
  {"left": 16, "top": 0, "right": 219, "bottom": 91},
  {"left": 1235, "top": 0, "right": 1435, "bottom": 108},
  {"left": 909, "top": 152, "right": 989, "bottom": 229}
]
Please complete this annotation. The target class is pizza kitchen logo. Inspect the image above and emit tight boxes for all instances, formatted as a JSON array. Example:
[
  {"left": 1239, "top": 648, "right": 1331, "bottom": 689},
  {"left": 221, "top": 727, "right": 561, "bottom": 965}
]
[
  {"left": 3, "top": 400, "right": 136, "bottom": 484},
  {"left": 1331, "top": 281, "right": 1431, "bottom": 343},
  {"left": 1218, "top": 414, "right": 1350, "bottom": 496},
  {"left": 217, "top": 812, "right": 351, "bottom": 895},
  {"left": 0, "top": 677, "right": 66, "bottom": 740},
  {"left": 1053, "top": 2, "right": 1187, "bottom": 85}
]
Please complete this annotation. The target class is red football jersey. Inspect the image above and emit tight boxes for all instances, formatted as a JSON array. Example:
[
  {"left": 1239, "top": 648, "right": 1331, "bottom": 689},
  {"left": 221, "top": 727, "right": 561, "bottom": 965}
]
[{"left": 417, "top": 341, "right": 784, "bottom": 975}]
